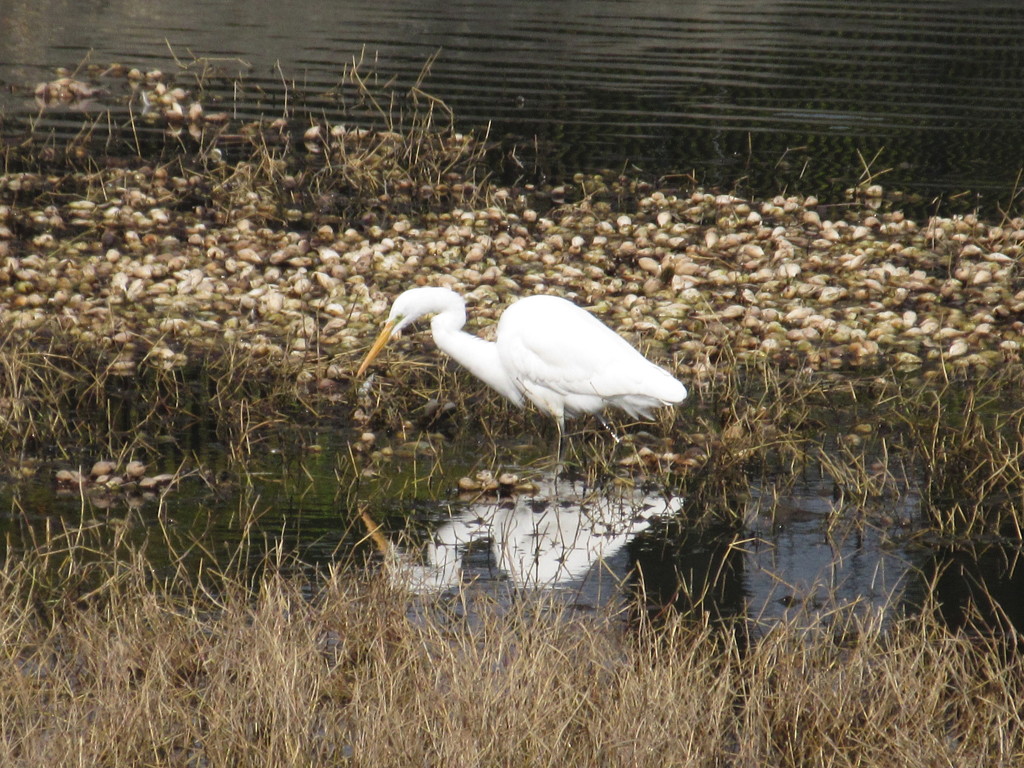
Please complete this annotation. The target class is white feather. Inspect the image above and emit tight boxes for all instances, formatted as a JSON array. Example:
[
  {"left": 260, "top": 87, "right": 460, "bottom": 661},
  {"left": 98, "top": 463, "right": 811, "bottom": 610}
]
[{"left": 360, "top": 287, "right": 687, "bottom": 431}]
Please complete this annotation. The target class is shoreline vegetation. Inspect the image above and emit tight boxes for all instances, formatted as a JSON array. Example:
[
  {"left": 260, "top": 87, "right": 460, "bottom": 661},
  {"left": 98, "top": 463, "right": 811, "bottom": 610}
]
[
  {"left": 2, "top": 62, "right": 1024, "bottom": 765},
  {"left": 1, "top": 528, "right": 1022, "bottom": 767}
]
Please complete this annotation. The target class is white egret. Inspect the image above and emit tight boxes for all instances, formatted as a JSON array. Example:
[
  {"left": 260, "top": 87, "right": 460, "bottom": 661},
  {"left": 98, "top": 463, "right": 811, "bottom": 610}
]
[{"left": 356, "top": 286, "right": 687, "bottom": 432}]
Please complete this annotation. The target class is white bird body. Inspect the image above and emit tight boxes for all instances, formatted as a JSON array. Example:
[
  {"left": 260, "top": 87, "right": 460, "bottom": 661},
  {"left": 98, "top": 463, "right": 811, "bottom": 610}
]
[{"left": 357, "top": 286, "right": 687, "bottom": 431}]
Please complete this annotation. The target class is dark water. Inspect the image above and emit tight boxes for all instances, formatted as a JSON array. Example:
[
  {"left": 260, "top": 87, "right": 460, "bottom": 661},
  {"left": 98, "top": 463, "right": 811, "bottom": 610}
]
[{"left": 3, "top": 0, "right": 1024, "bottom": 213}]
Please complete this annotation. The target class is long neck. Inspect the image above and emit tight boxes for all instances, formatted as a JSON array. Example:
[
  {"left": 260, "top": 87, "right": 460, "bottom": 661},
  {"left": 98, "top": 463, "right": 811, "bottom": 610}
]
[{"left": 431, "top": 312, "right": 524, "bottom": 406}]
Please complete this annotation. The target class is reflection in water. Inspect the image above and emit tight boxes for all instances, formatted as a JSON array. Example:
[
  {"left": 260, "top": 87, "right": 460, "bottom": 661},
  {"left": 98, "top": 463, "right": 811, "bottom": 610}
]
[
  {"left": 371, "top": 472, "right": 927, "bottom": 637},
  {"left": 631, "top": 520, "right": 748, "bottom": 627},
  {"left": 370, "top": 474, "right": 681, "bottom": 606},
  {"left": 918, "top": 543, "right": 1024, "bottom": 638},
  {"left": 742, "top": 478, "right": 914, "bottom": 627},
  {"left": 632, "top": 476, "right": 917, "bottom": 634}
]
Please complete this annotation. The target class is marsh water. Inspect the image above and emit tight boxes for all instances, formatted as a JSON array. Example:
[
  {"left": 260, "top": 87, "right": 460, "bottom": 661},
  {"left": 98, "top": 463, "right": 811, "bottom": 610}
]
[
  {"left": 3, "top": 387, "right": 1023, "bottom": 637},
  {"left": 3, "top": 0, "right": 1024, "bottom": 214},
  {"left": 3, "top": 0, "right": 1024, "bottom": 633}
]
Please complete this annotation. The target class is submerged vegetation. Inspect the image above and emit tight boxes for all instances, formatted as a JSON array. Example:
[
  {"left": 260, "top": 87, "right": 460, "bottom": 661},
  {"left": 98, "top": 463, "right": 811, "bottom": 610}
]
[{"left": 2, "top": 60, "right": 1024, "bottom": 765}]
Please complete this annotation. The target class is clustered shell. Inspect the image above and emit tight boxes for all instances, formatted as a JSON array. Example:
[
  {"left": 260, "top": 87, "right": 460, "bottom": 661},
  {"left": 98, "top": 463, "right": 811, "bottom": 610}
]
[
  {"left": 32, "top": 66, "right": 228, "bottom": 142},
  {"left": 2, "top": 162, "right": 1021, "bottom": 388},
  {"left": 54, "top": 459, "right": 176, "bottom": 508}
]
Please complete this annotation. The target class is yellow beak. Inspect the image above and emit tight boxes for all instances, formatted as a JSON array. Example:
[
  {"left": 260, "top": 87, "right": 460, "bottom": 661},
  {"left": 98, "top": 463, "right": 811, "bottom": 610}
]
[
  {"left": 357, "top": 319, "right": 398, "bottom": 377},
  {"left": 359, "top": 509, "right": 391, "bottom": 554}
]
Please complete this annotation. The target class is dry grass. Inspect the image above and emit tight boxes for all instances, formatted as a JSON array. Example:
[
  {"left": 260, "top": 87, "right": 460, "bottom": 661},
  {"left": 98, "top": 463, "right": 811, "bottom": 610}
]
[
  {"left": 0, "top": 325, "right": 314, "bottom": 469},
  {"left": 1, "top": 526, "right": 1022, "bottom": 768},
  {"left": 898, "top": 384, "right": 1024, "bottom": 538}
]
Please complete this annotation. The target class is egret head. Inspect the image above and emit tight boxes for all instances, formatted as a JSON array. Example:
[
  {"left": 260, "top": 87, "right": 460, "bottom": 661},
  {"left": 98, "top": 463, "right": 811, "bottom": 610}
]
[
  {"left": 385, "top": 288, "right": 433, "bottom": 334},
  {"left": 356, "top": 287, "right": 464, "bottom": 377}
]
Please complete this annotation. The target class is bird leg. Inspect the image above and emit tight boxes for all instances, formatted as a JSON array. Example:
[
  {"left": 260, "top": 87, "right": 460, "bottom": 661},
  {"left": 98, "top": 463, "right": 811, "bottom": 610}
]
[
  {"left": 545, "top": 417, "right": 578, "bottom": 484},
  {"left": 553, "top": 420, "right": 564, "bottom": 473}
]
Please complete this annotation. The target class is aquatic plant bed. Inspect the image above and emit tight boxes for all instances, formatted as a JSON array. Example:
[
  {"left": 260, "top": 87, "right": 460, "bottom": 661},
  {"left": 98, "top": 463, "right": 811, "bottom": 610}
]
[
  {"left": 3, "top": 159, "right": 1021, "bottom": 382},
  {"left": 4, "top": 141, "right": 1024, "bottom": 539}
]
